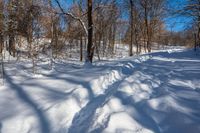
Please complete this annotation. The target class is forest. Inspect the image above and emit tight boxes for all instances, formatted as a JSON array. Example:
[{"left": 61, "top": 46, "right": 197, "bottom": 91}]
[
  {"left": 0, "top": 1, "right": 200, "bottom": 133},
  {"left": 0, "top": 0, "right": 199, "bottom": 65}
]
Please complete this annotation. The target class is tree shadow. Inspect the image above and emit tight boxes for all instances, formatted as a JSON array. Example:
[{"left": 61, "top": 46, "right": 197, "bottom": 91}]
[
  {"left": 68, "top": 77, "right": 125, "bottom": 133},
  {"left": 114, "top": 91, "right": 161, "bottom": 133},
  {"left": 21, "top": 81, "right": 77, "bottom": 104},
  {"left": 113, "top": 51, "right": 200, "bottom": 133},
  {"left": 5, "top": 73, "right": 51, "bottom": 133},
  {"left": 67, "top": 58, "right": 147, "bottom": 133}
]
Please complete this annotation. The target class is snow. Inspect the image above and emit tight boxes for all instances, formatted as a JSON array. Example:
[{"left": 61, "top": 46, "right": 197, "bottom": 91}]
[{"left": 0, "top": 48, "right": 200, "bottom": 133}]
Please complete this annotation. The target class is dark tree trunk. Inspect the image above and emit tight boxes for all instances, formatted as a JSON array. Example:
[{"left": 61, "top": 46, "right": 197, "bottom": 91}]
[
  {"left": 198, "top": 21, "right": 200, "bottom": 47},
  {"left": 0, "top": 34, "right": 3, "bottom": 54},
  {"left": 142, "top": 0, "right": 151, "bottom": 53},
  {"left": 9, "top": 34, "right": 15, "bottom": 57},
  {"left": 80, "top": 36, "right": 83, "bottom": 61},
  {"left": 194, "top": 33, "right": 197, "bottom": 51},
  {"left": 86, "top": 0, "right": 93, "bottom": 63},
  {"left": 129, "top": 0, "right": 133, "bottom": 56}
]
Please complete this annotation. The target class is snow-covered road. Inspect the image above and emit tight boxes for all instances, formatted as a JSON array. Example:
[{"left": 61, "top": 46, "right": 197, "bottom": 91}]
[{"left": 0, "top": 49, "right": 200, "bottom": 133}]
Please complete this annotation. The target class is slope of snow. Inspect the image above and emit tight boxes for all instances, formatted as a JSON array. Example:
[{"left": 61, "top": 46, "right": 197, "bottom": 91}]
[{"left": 0, "top": 49, "right": 200, "bottom": 133}]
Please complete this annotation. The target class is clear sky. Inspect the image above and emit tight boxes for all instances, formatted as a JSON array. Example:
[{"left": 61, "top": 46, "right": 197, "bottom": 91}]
[
  {"left": 164, "top": 0, "right": 191, "bottom": 32},
  {"left": 164, "top": 16, "right": 192, "bottom": 32},
  {"left": 54, "top": 0, "right": 191, "bottom": 32}
]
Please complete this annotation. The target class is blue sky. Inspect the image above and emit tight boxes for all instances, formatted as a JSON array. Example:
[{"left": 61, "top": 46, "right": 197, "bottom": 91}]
[
  {"left": 52, "top": 0, "right": 73, "bottom": 10},
  {"left": 54, "top": 0, "right": 190, "bottom": 32},
  {"left": 164, "top": 16, "right": 192, "bottom": 32},
  {"left": 164, "top": 0, "right": 191, "bottom": 32}
]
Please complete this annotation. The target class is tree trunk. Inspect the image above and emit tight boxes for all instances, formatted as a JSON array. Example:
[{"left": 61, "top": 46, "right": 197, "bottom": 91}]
[
  {"left": 129, "top": 0, "right": 133, "bottom": 56},
  {"left": 80, "top": 36, "right": 83, "bottom": 61},
  {"left": 143, "top": 1, "right": 151, "bottom": 53},
  {"left": 9, "top": 34, "right": 15, "bottom": 57},
  {"left": 0, "top": 34, "right": 3, "bottom": 54},
  {"left": 194, "top": 33, "right": 197, "bottom": 51},
  {"left": 198, "top": 21, "right": 200, "bottom": 47},
  {"left": 86, "top": 0, "right": 93, "bottom": 63}
]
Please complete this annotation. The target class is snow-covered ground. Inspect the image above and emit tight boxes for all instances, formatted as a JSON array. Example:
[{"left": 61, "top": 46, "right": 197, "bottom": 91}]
[{"left": 0, "top": 48, "right": 200, "bottom": 133}]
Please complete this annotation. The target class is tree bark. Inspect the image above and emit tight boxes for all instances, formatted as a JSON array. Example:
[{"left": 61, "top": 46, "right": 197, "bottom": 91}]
[
  {"left": 80, "top": 36, "right": 83, "bottom": 61},
  {"left": 86, "top": 0, "right": 93, "bottom": 63},
  {"left": 129, "top": 0, "right": 133, "bottom": 56}
]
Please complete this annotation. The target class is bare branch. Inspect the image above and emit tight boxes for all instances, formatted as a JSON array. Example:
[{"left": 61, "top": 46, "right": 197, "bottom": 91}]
[{"left": 55, "top": 0, "right": 88, "bottom": 36}]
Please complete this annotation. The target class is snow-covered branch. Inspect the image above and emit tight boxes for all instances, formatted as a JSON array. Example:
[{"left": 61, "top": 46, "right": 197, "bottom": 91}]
[{"left": 55, "top": 0, "right": 88, "bottom": 36}]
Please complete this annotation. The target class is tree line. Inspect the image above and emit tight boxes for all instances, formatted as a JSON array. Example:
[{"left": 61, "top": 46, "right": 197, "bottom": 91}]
[{"left": 0, "top": 0, "right": 198, "bottom": 66}]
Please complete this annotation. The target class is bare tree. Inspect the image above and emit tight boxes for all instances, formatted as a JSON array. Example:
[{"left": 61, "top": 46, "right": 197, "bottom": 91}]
[
  {"left": 183, "top": 0, "right": 200, "bottom": 49},
  {"left": 0, "top": 1, "right": 4, "bottom": 54},
  {"left": 86, "top": 0, "right": 93, "bottom": 63},
  {"left": 55, "top": 0, "right": 96, "bottom": 62},
  {"left": 129, "top": 0, "right": 133, "bottom": 56}
]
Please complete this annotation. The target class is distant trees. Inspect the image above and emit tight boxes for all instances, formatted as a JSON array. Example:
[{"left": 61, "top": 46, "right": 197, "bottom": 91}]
[
  {"left": 0, "top": 1, "right": 4, "bottom": 54},
  {"left": 55, "top": 0, "right": 94, "bottom": 62},
  {"left": 171, "top": 0, "right": 200, "bottom": 49},
  {"left": 55, "top": 0, "right": 120, "bottom": 62},
  {"left": 124, "top": 0, "right": 166, "bottom": 54},
  {"left": 93, "top": 1, "right": 119, "bottom": 58},
  {"left": 183, "top": 0, "right": 200, "bottom": 49},
  {"left": 7, "top": 0, "right": 17, "bottom": 57},
  {"left": 0, "top": 0, "right": 195, "bottom": 68}
]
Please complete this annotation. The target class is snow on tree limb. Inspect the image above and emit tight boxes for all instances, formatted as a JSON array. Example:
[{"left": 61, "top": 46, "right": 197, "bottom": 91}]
[{"left": 55, "top": 0, "right": 88, "bottom": 36}]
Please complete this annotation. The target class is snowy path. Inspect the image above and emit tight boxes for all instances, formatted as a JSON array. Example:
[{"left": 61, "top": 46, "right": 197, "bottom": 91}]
[
  {"left": 0, "top": 49, "right": 200, "bottom": 133},
  {"left": 68, "top": 59, "right": 139, "bottom": 133}
]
